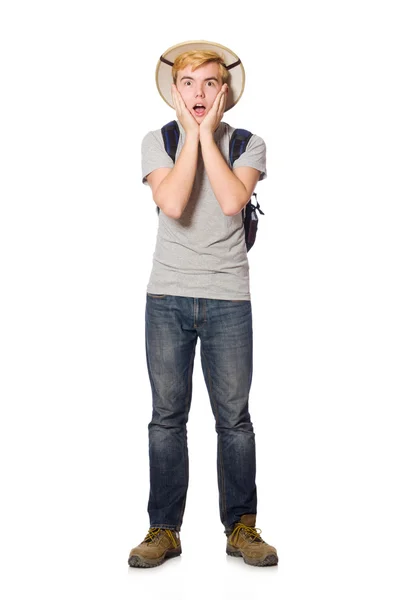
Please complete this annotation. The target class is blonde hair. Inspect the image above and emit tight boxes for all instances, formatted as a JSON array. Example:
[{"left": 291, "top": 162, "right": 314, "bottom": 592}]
[{"left": 172, "top": 50, "right": 229, "bottom": 84}]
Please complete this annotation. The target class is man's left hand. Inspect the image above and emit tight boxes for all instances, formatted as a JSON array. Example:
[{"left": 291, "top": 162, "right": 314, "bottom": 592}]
[{"left": 200, "top": 84, "right": 228, "bottom": 138}]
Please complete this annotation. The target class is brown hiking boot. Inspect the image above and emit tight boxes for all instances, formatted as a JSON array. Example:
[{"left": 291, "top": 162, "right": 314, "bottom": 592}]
[
  {"left": 128, "top": 528, "right": 181, "bottom": 568},
  {"left": 227, "top": 514, "right": 278, "bottom": 567}
]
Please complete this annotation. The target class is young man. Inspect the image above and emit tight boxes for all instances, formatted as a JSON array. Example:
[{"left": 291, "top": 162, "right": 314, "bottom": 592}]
[{"left": 128, "top": 40, "right": 278, "bottom": 568}]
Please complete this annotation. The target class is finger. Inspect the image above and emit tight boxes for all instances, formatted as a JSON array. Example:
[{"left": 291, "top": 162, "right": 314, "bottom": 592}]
[
  {"left": 209, "top": 89, "right": 221, "bottom": 113},
  {"left": 171, "top": 85, "right": 178, "bottom": 108},
  {"left": 218, "top": 92, "right": 226, "bottom": 116},
  {"left": 172, "top": 84, "right": 181, "bottom": 101},
  {"left": 216, "top": 88, "right": 224, "bottom": 105},
  {"left": 172, "top": 85, "right": 182, "bottom": 106},
  {"left": 174, "top": 87, "right": 189, "bottom": 114},
  {"left": 172, "top": 87, "right": 183, "bottom": 116},
  {"left": 172, "top": 85, "right": 180, "bottom": 105}
]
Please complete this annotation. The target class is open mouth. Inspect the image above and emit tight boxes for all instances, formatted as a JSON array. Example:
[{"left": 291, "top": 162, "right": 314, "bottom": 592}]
[{"left": 193, "top": 104, "right": 206, "bottom": 116}]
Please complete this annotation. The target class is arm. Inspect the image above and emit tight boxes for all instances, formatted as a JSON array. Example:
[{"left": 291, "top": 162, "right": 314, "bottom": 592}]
[
  {"left": 147, "top": 132, "right": 199, "bottom": 220},
  {"left": 147, "top": 85, "right": 201, "bottom": 220},
  {"left": 200, "top": 133, "right": 261, "bottom": 216},
  {"left": 199, "top": 85, "right": 261, "bottom": 216}
]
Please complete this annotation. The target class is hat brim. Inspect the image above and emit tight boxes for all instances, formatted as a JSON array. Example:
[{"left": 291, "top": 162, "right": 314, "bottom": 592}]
[{"left": 156, "top": 40, "right": 245, "bottom": 112}]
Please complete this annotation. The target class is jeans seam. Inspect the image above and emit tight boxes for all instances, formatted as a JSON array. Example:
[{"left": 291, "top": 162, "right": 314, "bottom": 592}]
[
  {"left": 193, "top": 298, "right": 198, "bottom": 328},
  {"left": 176, "top": 338, "right": 196, "bottom": 528},
  {"left": 200, "top": 346, "right": 227, "bottom": 526}
]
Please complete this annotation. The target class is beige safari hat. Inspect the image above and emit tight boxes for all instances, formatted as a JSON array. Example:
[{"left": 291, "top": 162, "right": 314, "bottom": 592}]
[{"left": 156, "top": 40, "right": 245, "bottom": 112}]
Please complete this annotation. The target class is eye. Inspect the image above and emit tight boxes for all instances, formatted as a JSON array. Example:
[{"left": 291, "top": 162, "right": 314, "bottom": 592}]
[{"left": 184, "top": 81, "right": 192, "bottom": 86}]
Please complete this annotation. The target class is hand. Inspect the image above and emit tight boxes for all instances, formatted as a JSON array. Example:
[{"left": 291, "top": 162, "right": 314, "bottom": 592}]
[
  {"left": 200, "top": 84, "right": 228, "bottom": 138},
  {"left": 171, "top": 85, "right": 199, "bottom": 137}
]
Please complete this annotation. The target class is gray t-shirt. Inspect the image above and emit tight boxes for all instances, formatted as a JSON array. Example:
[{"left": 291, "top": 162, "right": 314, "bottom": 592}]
[{"left": 141, "top": 120, "right": 266, "bottom": 301}]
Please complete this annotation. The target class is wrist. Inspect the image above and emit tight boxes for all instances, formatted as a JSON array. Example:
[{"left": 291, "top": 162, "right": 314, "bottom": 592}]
[
  {"left": 185, "top": 129, "right": 200, "bottom": 143},
  {"left": 199, "top": 129, "right": 215, "bottom": 145}
]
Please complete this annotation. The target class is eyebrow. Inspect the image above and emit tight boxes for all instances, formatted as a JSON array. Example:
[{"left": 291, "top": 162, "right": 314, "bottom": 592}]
[{"left": 180, "top": 76, "right": 220, "bottom": 82}]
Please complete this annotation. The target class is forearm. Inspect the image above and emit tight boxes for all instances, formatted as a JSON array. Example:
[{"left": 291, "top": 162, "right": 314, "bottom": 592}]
[
  {"left": 155, "top": 133, "right": 199, "bottom": 219},
  {"left": 200, "top": 132, "right": 249, "bottom": 216}
]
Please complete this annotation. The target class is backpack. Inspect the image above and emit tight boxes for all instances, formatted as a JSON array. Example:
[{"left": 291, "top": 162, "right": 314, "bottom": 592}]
[{"left": 160, "top": 120, "right": 264, "bottom": 252}]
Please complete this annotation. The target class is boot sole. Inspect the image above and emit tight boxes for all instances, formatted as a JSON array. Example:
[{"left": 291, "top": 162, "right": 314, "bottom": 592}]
[
  {"left": 128, "top": 546, "right": 181, "bottom": 568},
  {"left": 226, "top": 545, "right": 278, "bottom": 567}
]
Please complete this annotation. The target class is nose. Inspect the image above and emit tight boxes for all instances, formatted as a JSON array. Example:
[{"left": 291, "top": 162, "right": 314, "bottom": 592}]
[{"left": 195, "top": 84, "right": 205, "bottom": 97}]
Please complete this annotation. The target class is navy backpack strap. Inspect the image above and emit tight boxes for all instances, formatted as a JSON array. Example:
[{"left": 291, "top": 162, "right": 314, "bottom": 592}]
[
  {"left": 229, "top": 128, "right": 265, "bottom": 252},
  {"left": 229, "top": 128, "right": 253, "bottom": 166},
  {"left": 157, "top": 121, "right": 180, "bottom": 214},
  {"left": 161, "top": 120, "right": 180, "bottom": 162}
]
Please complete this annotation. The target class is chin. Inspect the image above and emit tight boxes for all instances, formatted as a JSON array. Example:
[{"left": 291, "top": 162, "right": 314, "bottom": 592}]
[{"left": 188, "top": 110, "right": 204, "bottom": 122}]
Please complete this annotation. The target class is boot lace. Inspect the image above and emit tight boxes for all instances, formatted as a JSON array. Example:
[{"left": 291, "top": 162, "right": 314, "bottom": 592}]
[
  {"left": 143, "top": 527, "right": 178, "bottom": 548},
  {"left": 230, "top": 523, "right": 265, "bottom": 545}
]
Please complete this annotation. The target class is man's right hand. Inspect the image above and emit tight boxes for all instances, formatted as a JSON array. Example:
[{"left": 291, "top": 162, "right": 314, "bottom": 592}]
[{"left": 172, "top": 85, "right": 199, "bottom": 138}]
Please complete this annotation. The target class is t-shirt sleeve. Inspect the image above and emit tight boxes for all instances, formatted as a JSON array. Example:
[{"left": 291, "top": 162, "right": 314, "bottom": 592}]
[
  {"left": 141, "top": 131, "right": 175, "bottom": 185},
  {"left": 232, "top": 134, "right": 267, "bottom": 181}
]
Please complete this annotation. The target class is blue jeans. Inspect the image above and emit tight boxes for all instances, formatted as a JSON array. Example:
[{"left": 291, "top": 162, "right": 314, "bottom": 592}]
[{"left": 145, "top": 294, "right": 257, "bottom": 535}]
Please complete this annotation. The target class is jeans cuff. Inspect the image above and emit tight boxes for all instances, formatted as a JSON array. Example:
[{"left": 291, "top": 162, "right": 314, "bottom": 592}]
[{"left": 150, "top": 523, "right": 180, "bottom": 532}]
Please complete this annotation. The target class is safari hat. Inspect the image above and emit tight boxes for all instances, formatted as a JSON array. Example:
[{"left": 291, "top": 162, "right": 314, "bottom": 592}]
[{"left": 156, "top": 40, "right": 245, "bottom": 112}]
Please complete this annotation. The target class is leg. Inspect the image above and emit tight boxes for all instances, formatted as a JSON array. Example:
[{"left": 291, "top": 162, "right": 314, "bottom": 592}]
[
  {"left": 145, "top": 294, "right": 198, "bottom": 530},
  {"left": 198, "top": 299, "right": 257, "bottom": 534}
]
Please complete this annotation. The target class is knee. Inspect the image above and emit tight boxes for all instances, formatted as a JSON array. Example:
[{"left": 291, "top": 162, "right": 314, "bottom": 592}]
[
  {"left": 215, "top": 417, "right": 254, "bottom": 434},
  {"left": 149, "top": 410, "right": 188, "bottom": 431}
]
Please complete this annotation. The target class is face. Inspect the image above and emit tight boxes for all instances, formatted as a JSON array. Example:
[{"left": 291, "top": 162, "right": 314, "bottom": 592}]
[{"left": 176, "top": 62, "right": 223, "bottom": 123}]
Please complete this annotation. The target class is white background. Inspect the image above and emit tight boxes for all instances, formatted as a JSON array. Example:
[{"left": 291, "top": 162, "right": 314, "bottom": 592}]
[{"left": 1, "top": 0, "right": 396, "bottom": 598}]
